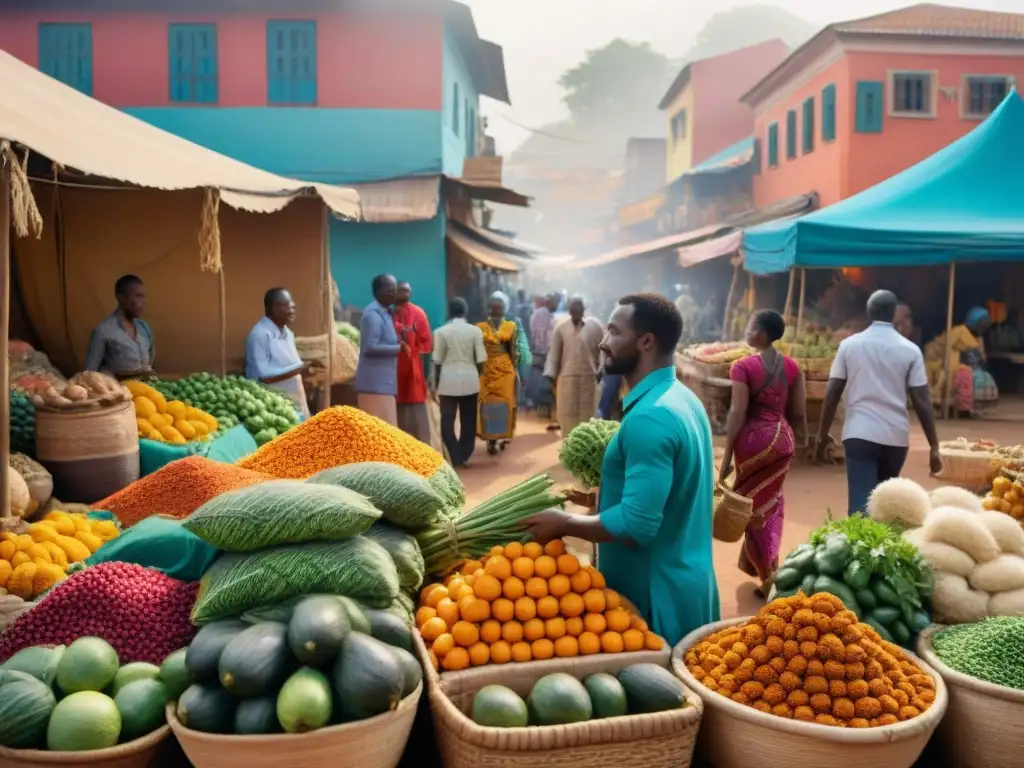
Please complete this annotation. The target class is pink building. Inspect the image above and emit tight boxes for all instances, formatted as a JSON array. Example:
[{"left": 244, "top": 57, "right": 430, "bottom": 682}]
[{"left": 745, "top": 4, "right": 1024, "bottom": 209}]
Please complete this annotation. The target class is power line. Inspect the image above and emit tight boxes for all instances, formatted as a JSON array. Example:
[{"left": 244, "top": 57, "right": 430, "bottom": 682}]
[{"left": 491, "top": 113, "right": 596, "bottom": 144}]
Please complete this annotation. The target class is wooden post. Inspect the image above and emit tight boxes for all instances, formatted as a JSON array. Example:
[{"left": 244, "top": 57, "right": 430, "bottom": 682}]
[
  {"left": 796, "top": 268, "right": 807, "bottom": 339},
  {"left": 721, "top": 262, "right": 739, "bottom": 341},
  {"left": 746, "top": 271, "right": 755, "bottom": 313},
  {"left": 217, "top": 266, "right": 227, "bottom": 377},
  {"left": 940, "top": 262, "right": 956, "bottom": 419},
  {"left": 783, "top": 269, "right": 796, "bottom": 319},
  {"left": 321, "top": 205, "right": 333, "bottom": 410},
  {"left": 0, "top": 161, "right": 10, "bottom": 518}
]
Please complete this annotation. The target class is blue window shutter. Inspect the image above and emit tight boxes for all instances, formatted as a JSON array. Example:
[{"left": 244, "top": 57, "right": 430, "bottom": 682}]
[
  {"left": 452, "top": 83, "right": 460, "bottom": 135},
  {"left": 38, "top": 23, "right": 93, "bottom": 95},
  {"left": 855, "top": 81, "right": 884, "bottom": 133},
  {"left": 802, "top": 97, "right": 815, "bottom": 153},
  {"left": 822, "top": 84, "right": 836, "bottom": 141},
  {"left": 196, "top": 26, "right": 218, "bottom": 103},
  {"left": 767, "top": 123, "right": 779, "bottom": 167},
  {"left": 752, "top": 138, "right": 761, "bottom": 175},
  {"left": 785, "top": 109, "right": 797, "bottom": 159},
  {"left": 169, "top": 24, "right": 218, "bottom": 103},
  {"left": 267, "top": 21, "right": 316, "bottom": 105}
]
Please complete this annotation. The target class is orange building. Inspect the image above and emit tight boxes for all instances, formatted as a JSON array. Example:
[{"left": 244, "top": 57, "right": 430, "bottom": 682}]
[{"left": 744, "top": 4, "right": 1024, "bottom": 210}]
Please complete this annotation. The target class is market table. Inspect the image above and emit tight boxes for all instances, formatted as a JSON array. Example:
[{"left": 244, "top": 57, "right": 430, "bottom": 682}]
[{"left": 138, "top": 424, "right": 257, "bottom": 476}]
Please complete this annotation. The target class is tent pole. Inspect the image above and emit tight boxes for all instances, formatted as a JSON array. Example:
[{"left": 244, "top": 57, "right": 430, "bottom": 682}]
[
  {"left": 783, "top": 269, "right": 795, "bottom": 319},
  {"left": 940, "top": 262, "right": 956, "bottom": 419},
  {"left": 721, "top": 262, "right": 739, "bottom": 341},
  {"left": 321, "top": 205, "right": 333, "bottom": 410},
  {"left": 746, "top": 271, "right": 755, "bottom": 313},
  {"left": 0, "top": 161, "right": 10, "bottom": 519},
  {"left": 218, "top": 266, "right": 227, "bottom": 377},
  {"left": 796, "top": 268, "right": 807, "bottom": 339}
]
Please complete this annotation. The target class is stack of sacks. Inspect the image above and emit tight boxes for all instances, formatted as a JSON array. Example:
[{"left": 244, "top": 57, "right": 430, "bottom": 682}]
[{"left": 867, "top": 478, "right": 1024, "bottom": 623}]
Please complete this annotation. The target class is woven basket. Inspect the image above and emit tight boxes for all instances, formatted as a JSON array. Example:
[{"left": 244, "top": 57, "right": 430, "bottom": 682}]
[
  {"left": 916, "top": 624, "right": 1024, "bottom": 768},
  {"left": 672, "top": 618, "right": 947, "bottom": 768},
  {"left": 934, "top": 448, "right": 1001, "bottom": 489},
  {"left": 414, "top": 633, "right": 702, "bottom": 768},
  {"left": 0, "top": 725, "right": 170, "bottom": 768},
  {"left": 294, "top": 334, "right": 359, "bottom": 384},
  {"left": 713, "top": 484, "right": 752, "bottom": 543},
  {"left": 167, "top": 683, "right": 421, "bottom": 768}
]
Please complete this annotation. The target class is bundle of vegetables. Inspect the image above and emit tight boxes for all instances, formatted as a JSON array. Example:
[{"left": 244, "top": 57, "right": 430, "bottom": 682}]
[
  {"left": 9, "top": 390, "right": 36, "bottom": 456},
  {"left": 416, "top": 474, "right": 563, "bottom": 576},
  {"left": 174, "top": 594, "right": 421, "bottom": 736},
  {"left": 773, "top": 514, "right": 932, "bottom": 647},
  {"left": 471, "top": 664, "right": 688, "bottom": 728},
  {"left": 127, "top": 380, "right": 219, "bottom": 444},
  {"left": 559, "top": 419, "right": 620, "bottom": 489},
  {"left": 0, "top": 636, "right": 189, "bottom": 751},
  {"left": 416, "top": 541, "right": 663, "bottom": 672},
  {"left": 0, "top": 563, "right": 198, "bottom": 665},
  {"left": 9, "top": 346, "right": 66, "bottom": 395},
  {"left": 336, "top": 321, "right": 360, "bottom": 346},
  {"left": 682, "top": 592, "right": 939, "bottom": 727},
  {"left": 931, "top": 616, "right": 1024, "bottom": 691},
  {"left": 151, "top": 373, "right": 299, "bottom": 446}
]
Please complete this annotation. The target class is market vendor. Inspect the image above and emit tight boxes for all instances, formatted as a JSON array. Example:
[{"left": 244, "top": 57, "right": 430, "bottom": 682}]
[
  {"left": 245, "top": 288, "right": 311, "bottom": 420},
  {"left": 84, "top": 275, "right": 155, "bottom": 380},
  {"left": 925, "top": 306, "right": 998, "bottom": 417},
  {"left": 524, "top": 293, "right": 721, "bottom": 646}
]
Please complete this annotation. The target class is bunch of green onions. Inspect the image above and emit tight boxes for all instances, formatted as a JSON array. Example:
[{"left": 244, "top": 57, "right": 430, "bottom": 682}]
[{"left": 416, "top": 474, "right": 564, "bottom": 576}]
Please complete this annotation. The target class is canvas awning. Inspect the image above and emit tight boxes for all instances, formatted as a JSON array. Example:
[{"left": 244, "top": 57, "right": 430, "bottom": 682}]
[
  {"left": 443, "top": 176, "right": 531, "bottom": 207},
  {"left": 351, "top": 177, "right": 439, "bottom": 223},
  {"left": 446, "top": 225, "right": 521, "bottom": 272},
  {"left": 458, "top": 218, "right": 542, "bottom": 256},
  {"left": 677, "top": 230, "right": 744, "bottom": 267}
]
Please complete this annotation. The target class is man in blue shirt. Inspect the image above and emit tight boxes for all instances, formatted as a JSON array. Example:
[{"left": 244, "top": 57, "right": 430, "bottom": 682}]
[
  {"left": 245, "top": 288, "right": 311, "bottom": 419},
  {"left": 525, "top": 293, "right": 720, "bottom": 646},
  {"left": 355, "top": 274, "right": 404, "bottom": 426},
  {"left": 85, "top": 275, "right": 155, "bottom": 379}
]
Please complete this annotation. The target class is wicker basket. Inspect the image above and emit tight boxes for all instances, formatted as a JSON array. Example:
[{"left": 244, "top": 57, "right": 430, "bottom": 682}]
[
  {"left": 916, "top": 624, "right": 1024, "bottom": 768},
  {"left": 671, "top": 618, "right": 948, "bottom": 768},
  {"left": 713, "top": 484, "right": 752, "bottom": 543},
  {"left": 934, "top": 445, "right": 1001, "bottom": 490},
  {"left": 166, "top": 683, "right": 421, "bottom": 768},
  {"left": 294, "top": 334, "right": 359, "bottom": 384},
  {"left": 414, "top": 633, "right": 702, "bottom": 768},
  {"left": 0, "top": 725, "right": 170, "bottom": 768}
]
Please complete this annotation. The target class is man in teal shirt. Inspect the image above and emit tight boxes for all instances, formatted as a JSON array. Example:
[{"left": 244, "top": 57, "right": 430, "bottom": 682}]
[{"left": 525, "top": 293, "right": 720, "bottom": 646}]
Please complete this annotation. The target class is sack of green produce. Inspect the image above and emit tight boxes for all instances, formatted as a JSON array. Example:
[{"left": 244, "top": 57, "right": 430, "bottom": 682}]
[
  {"left": 306, "top": 462, "right": 445, "bottom": 530},
  {"left": 362, "top": 521, "right": 425, "bottom": 590},
  {"left": 183, "top": 480, "right": 381, "bottom": 551},
  {"left": 191, "top": 538, "right": 400, "bottom": 625}
]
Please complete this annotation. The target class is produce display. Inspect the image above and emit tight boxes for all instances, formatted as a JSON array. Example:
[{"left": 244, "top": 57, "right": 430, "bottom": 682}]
[
  {"left": 417, "top": 541, "right": 664, "bottom": 672},
  {"left": 982, "top": 474, "right": 1024, "bottom": 520},
  {"left": 559, "top": 419, "right": 620, "bottom": 489},
  {"left": 683, "top": 342, "right": 753, "bottom": 366},
  {"left": 931, "top": 616, "right": 1024, "bottom": 690},
  {"left": 0, "top": 636, "right": 181, "bottom": 750},
  {"left": 151, "top": 373, "right": 300, "bottom": 446},
  {"left": 8, "top": 342, "right": 67, "bottom": 395},
  {"left": 310, "top": 462, "right": 448, "bottom": 530},
  {"left": 175, "top": 594, "right": 421, "bottom": 735},
  {"left": 470, "top": 664, "right": 688, "bottom": 728},
  {"left": 773, "top": 515, "right": 932, "bottom": 647},
  {"left": 683, "top": 592, "right": 939, "bottom": 727},
  {"left": 336, "top": 321, "right": 360, "bottom": 347},
  {"left": 9, "top": 390, "right": 36, "bottom": 456},
  {"left": 126, "top": 380, "right": 219, "bottom": 445},
  {"left": 10, "top": 453, "right": 53, "bottom": 518},
  {"left": 27, "top": 372, "right": 133, "bottom": 412}
]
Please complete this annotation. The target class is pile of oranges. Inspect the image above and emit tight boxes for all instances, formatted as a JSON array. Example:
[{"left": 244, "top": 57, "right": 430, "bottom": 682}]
[{"left": 416, "top": 539, "right": 664, "bottom": 672}]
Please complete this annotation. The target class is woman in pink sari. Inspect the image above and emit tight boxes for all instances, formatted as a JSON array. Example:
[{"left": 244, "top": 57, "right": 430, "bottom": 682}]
[{"left": 719, "top": 310, "right": 808, "bottom": 596}]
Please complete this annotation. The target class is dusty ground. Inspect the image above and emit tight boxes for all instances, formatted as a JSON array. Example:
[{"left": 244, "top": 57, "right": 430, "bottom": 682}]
[{"left": 456, "top": 398, "right": 1024, "bottom": 621}]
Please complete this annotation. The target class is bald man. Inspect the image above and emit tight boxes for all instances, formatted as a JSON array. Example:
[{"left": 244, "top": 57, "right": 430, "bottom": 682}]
[{"left": 544, "top": 295, "right": 604, "bottom": 434}]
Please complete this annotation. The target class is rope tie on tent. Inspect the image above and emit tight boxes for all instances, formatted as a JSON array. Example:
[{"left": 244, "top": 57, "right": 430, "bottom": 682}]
[
  {"left": 1, "top": 141, "right": 43, "bottom": 238},
  {"left": 199, "top": 187, "right": 223, "bottom": 273}
]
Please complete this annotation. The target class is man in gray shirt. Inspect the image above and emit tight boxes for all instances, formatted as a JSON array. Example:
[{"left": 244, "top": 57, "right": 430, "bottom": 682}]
[
  {"left": 355, "top": 274, "right": 404, "bottom": 426},
  {"left": 84, "top": 275, "right": 154, "bottom": 379}
]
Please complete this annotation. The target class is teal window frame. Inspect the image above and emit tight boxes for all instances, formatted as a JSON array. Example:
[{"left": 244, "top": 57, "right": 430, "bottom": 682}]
[
  {"left": 802, "top": 96, "right": 815, "bottom": 154},
  {"left": 767, "top": 123, "right": 779, "bottom": 167},
  {"left": 821, "top": 84, "right": 836, "bottom": 141},
  {"left": 38, "top": 23, "right": 93, "bottom": 95},
  {"left": 169, "top": 23, "right": 218, "bottom": 103},
  {"left": 452, "top": 83, "right": 460, "bottom": 136},
  {"left": 855, "top": 81, "right": 884, "bottom": 133},
  {"left": 266, "top": 20, "right": 317, "bottom": 105},
  {"left": 785, "top": 109, "right": 797, "bottom": 159}
]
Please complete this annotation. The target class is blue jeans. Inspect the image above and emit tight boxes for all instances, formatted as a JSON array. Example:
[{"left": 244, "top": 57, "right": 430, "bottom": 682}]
[{"left": 843, "top": 438, "right": 908, "bottom": 517}]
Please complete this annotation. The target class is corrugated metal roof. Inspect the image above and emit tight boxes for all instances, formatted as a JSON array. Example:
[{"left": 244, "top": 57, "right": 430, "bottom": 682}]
[{"left": 835, "top": 3, "right": 1024, "bottom": 39}]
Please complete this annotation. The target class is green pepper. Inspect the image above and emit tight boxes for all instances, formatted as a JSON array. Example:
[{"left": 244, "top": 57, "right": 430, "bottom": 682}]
[
  {"left": 800, "top": 573, "right": 818, "bottom": 597},
  {"left": 890, "top": 619, "right": 912, "bottom": 646},
  {"left": 855, "top": 588, "right": 877, "bottom": 611},
  {"left": 773, "top": 568, "right": 802, "bottom": 591},
  {"left": 784, "top": 548, "right": 817, "bottom": 575},
  {"left": 813, "top": 546, "right": 849, "bottom": 577},
  {"left": 842, "top": 559, "right": 871, "bottom": 590},
  {"left": 870, "top": 606, "right": 901, "bottom": 625},
  {"left": 872, "top": 578, "right": 902, "bottom": 608}
]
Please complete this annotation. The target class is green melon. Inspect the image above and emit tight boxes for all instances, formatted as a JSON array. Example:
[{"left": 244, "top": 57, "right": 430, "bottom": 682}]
[
  {"left": 617, "top": 664, "right": 688, "bottom": 714},
  {"left": 365, "top": 609, "right": 412, "bottom": 652},
  {"left": 277, "top": 667, "right": 333, "bottom": 733},
  {"left": 110, "top": 662, "right": 161, "bottom": 697},
  {"left": 218, "top": 622, "right": 295, "bottom": 697},
  {"left": 176, "top": 683, "right": 236, "bottom": 734},
  {"left": 389, "top": 646, "right": 423, "bottom": 699},
  {"left": 159, "top": 649, "right": 190, "bottom": 700},
  {"left": 583, "top": 673, "right": 628, "bottom": 719},
  {"left": 185, "top": 620, "right": 248, "bottom": 683},
  {"left": 114, "top": 679, "right": 169, "bottom": 742},
  {"left": 527, "top": 673, "right": 592, "bottom": 725},
  {"left": 0, "top": 672, "right": 57, "bottom": 748},
  {"left": 332, "top": 632, "right": 404, "bottom": 720},
  {"left": 471, "top": 685, "right": 528, "bottom": 728},
  {"left": 1, "top": 645, "right": 65, "bottom": 686},
  {"left": 47, "top": 691, "right": 122, "bottom": 751},
  {"left": 234, "top": 695, "right": 282, "bottom": 735},
  {"left": 287, "top": 595, "right": 351, "bottom": 666},
  {"left": 55, "top": 637, "right": 120, "bottom": 694}
]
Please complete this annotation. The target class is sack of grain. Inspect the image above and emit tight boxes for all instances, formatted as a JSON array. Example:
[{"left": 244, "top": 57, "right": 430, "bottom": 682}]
[
  {"left": 363, "top": 521, "right": 425, "bottom": 590},
  {"left": 905, "top": 527, "right": 976, "bottom": 577},
  {"left": 988, "top": 587, "right": 1024, "bottom": 617},
  {"left": 923, "top": 505, "right": 1000, "bottom": 563},
  {"left": 968, "top": 554, "right": 1024, "bottom": 593},
  {"left": 977, "top": 511, "right": 1024, "bottom": 557},
  {"left": 192, "top": 537, "right": 400, "bottom": 625},
  {"left": 307, "top": 461, "right": 445, "bottom": 529},
  {"left": 932, "top": 572, "right": 990, "bottom": 625},
  {"left": 184, "top": 480, "right": 381, "bottom": 551}
]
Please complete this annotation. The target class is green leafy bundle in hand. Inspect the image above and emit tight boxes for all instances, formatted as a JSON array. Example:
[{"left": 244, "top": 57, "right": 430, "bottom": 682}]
[{"left": 559, "top": 419, "right": 620, "bottom": 489}]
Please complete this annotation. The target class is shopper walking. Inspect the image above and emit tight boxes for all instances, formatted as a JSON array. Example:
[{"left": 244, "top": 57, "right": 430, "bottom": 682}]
[
  {"left": 432, "top": 298, "right": 487, "bottom": 468},
  {"left": 393, "top": 281, "right": 432, "bottom": 442},
  {"left": 544, "top": 295, "right": 603, "bottom": 435}
]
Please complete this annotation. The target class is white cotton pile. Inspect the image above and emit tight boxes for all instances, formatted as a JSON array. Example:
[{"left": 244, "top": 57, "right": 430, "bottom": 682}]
[
  {"left": 928, "top": 485, "right": 984, "bottom": 514},
  {"left": 968, "top": 554, "right": 1024, "bottom": 593},
  {"left": 976, "top": 511, "right": 1024, "bottom": 558},
  {"left": 989, "top": 588, "right": 1024, "bottom": 618},
  {"left": 904, "top": 526, "right": 976, "bottom": 577},
  {"left": 922, "top": 506, "right": 1000, "bottom": 564},
  {"left": 932, "top": 572, "right": 991, "bottom": 625},
  {"left": 866, "top": 477, "right": 931, "bottom": 529}
]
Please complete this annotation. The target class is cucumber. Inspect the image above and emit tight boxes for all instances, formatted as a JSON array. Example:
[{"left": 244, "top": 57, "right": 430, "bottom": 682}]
[
  {"left": 813, "top": 546, "right": 849, "bottom": 577},
  {"left": 863, "top": 618, "right": 893, "bottom": 642},
  {"left": 870, "top": 606, "right": 901, "bottom": 625},
  {"left": 773, "top": 568, "right": 802, "bottom": 591},
  {"left": 784, "top": 549, "right": 816, "bottom": 575},
  {"left": 842, "top": 560, "right": 871, "bottom": 590},
  {"left": 890, "top": 620, "right": 911, "bottom": 646},
  {"left": 907, "top": 609, "right": 931, "bottom": 634},
  {"left": 800, "top": 574, "right": 818, "bottom": 597},
  {"left": 855, "top": 589, "right": 877, "bottom": 611},
  {"left": 813, "top": 575, "right": 858, "bottom": 611},
  {"left": 872, "top": 579, "right": 902, "bottom": 607}
]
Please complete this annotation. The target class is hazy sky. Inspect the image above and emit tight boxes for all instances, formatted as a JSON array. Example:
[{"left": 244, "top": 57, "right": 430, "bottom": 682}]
[{"left": 464, "top": 0, "right": 1024, "bottom": 153}]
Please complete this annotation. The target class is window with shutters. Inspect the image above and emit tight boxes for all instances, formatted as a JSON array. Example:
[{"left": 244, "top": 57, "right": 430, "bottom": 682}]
[
  {"left": 452, "top": 83, "right": 460, "bottom": 136},
  {"left": 855, "top": 81, "right": 884, "bottom": 133},
  {"left": 821, "top": 84, "right": 836, "bottom": 141},
  {"left": 889, "top": 71, "right": 935, "bottom": 117},
  {"left": 266, "top": 20, "right": 317, "bottom": 105},
  {"left": 169, "top": 24, "right": 218, "bottom": 103},
  {"left": 802, "top": 97, "right": 814, "bottom": 154},
  {"left": 766, "top": 122, "right": 779, "bottom": 168},
  {"left": 785, "top": 109, "right": 797, "bottom": 159},
  {"left": 962, "top": 75, "right": 1013, "bottom": 119},
  {"left": 38, "top": 23, "right": 93, "bottom": 95},
  {"left": 671, "top": 110, "right": 688, "bottom": 143}
]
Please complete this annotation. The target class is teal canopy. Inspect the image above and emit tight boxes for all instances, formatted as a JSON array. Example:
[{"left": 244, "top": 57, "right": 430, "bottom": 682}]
[{"left": 743, "top": 91, "right": 1024, "bottom": 275}]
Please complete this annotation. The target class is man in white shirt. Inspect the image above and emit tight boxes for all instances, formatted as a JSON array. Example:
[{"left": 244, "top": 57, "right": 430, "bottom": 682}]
[
  {"left": 432, "top": 297, "right": 487, "bottom": 468},
  {"left": 816, "top": 290, "right": 942, "bottom": 516}
]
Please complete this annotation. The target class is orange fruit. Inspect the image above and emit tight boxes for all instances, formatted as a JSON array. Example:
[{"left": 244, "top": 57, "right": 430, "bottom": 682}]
[
  {"left": 452, "top": 621, "right": 480, "bottom": 647},
  {"left": 570, "top": 570, "right": 592, "bottom": 594},
  {"left": 424, "top": 585, "right": 448, "bottom": 609},
  {"left": 485, "top": 555, "right": 512, "bottom": 581},
  {"left": 532, "top": 638, "right": 555, "bottom": 660},
  {"left": 469, "top": 642, "right": 490, "bottom": 666},
  {"left": 511, "top": 641, "right": 532, "bottom": 662},
  {"left": 460, "top": 560, "right": 483, "bottom": 576},
  {"left": 489, "top": 545, "right": 505, "bottom": 557},
  {"left": 534, "top": 555, "right": 557, "bottom": 579},
  {"left": 420, "top": 616, "right": 448, "bottom": 641},
  {"left": 491, "top": 598, "right": 515, "bottom": 623},
  {"left": 548, "top": 574, "right": 571, "bottom": 598},
  {"left": 514, "top": 597, "right": 537, "bottom": 622},
  {"left": 523, "top": 542, "right": 544, "bottom": 559},
  {"left": 560, "top": 593, "right": 585, "bottom": 618},
  {"left": 554, "top": 635, "right": 579, "bottom": 658},
  {"left": 605, "top": 608, "right": 631, "bottom": 633},
  {"left": 583, "top": 613, "right": 607, "bottom": 634},
  {"left": 523, "top": 618, "right": 546, "bottom": 642},
  {"left": 511, "top": 557, "right": 535, "bottom": 580},
  {"left": 586, "top": 566, "right": 606, "bottom": 589},
  {"left": 556, "top": 553, "right": 580, "bottom": 575},
  {"left": 420, "top": 582, "right": 443, "bottom": 603},
  {"left": 428, "top": 649, "right": 439, "bottom": 671},
  {"left": 449, "top": 582, "right": 475, "bottom": 602},
  {"left": 601, "top": 632, "right": 625, "bottom": 653},
  {"left": 446, "top": 576, "right": 466, "bottom": 592},
  {"left": 578, "top": 632, "right": 601, "bottom": 655},
  {"left": 504, "top": 542, "right": 525, "bottom": 560},
  {"left": 537, "top": 596, "right": 560, "bottom": 619},
  {"left": 501, "top": 620, "right": 524, "bottom": 643},
  {"left": 525, "top": 577, "right": 549, "bottom": 599},
  {"left": 432, "top": 633, "right": 455, "bottom": 658},
  {"left": 630, "top": 615, "right": 649, "bottom": 632},
  {"left": 544, "top": 539, "right": 566, "bottom": 557},
  {"left": 481, "top": 619, "right": 502, "bottom": 644},
  {"left": 583, "top": 589, "right": 606, "bottom": 614},
  {"left": 503, "top": 576, "right": 526, "bottom": 600},
  {"left": 443, "top": 647, "right": 470, "bottom": 671},
  {"left": 490, "top": 640, "right": 512, "bottom": 664},
  {"left": 435, "top": 597, "right": 460, "bottom": 628},
  {"left": 644, "top": 632, "right": 665, "bottom": 651},
  {"left": 460, "top": 598, "right": 491, "bottom": 623},
  {"left": 545, "top": 617, "right": 566, "bottom": 639},
  {"left": 415, "top": 606, "right": 437, "bottom": 627},
  {"left": 622, "top": 629, "right": 645, "bottom": 652},
  {"left": 565, "top": 617, "right": 584, "bottom": 637},
  {"left": 604, "top": 589, "right": 622, "bottom": 610},
  {"left": 473, "top": 574, "right": 502, "bottom": 601}
]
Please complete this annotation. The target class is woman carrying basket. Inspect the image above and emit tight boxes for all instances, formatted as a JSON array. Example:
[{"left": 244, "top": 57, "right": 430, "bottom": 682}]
[{"left": 719, "top": 310, "right": 808, "bottom": 597}]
